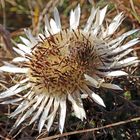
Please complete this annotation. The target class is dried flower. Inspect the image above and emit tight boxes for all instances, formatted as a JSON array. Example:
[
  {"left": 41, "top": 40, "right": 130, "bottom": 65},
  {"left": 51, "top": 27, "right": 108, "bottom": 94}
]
[{"left": 0, "top": 5, "right": 139, "bottom": 133}]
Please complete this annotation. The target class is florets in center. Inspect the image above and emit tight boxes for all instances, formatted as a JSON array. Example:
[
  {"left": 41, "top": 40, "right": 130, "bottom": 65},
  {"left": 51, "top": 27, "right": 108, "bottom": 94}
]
[{"left": 25, "top": 30, "right": 100, "bottom": 96}]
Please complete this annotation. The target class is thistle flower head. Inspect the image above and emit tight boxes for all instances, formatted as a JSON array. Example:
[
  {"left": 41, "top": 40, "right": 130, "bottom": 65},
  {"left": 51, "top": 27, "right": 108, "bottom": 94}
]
[{"left": 0, "top": 5, "right": 139, "bottom": 133}]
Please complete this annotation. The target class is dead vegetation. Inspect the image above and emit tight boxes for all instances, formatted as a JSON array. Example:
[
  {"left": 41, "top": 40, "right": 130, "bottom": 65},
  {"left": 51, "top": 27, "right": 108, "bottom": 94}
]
[{"left": 0, "top": 0, "right": 140, "bottom": 139}]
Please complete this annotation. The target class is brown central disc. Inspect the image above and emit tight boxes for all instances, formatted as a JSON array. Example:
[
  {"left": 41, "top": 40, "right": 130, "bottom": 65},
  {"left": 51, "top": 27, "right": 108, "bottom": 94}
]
[{"left": 25, "top": 30, "right": 100, "bottom": 96}]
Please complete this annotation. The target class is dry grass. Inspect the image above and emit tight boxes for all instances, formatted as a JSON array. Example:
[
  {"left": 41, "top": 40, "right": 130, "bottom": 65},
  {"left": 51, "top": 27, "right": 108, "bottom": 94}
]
[{"left": 0, "top": 0, "right": 140, "bottom": 139}]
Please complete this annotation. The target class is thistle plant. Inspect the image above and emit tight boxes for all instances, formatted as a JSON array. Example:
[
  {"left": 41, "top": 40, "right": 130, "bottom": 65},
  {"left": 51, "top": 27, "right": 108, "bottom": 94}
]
[{"left": 0, "top": 4, "right": 139, "bottom": 133}]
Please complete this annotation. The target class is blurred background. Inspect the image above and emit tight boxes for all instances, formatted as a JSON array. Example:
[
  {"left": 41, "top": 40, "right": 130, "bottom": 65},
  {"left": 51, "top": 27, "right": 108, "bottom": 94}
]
[{"left": 0, "top": 0, "right": 140, "bottom": 139}]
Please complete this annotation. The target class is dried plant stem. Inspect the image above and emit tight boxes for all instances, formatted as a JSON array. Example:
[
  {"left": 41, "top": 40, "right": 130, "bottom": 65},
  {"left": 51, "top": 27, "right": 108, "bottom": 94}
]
[
  {"left": 38, "top": 116, "right": 140, "bottom": 140},
  {"left": 0, "top": 0, "right": 6, "bottom": 27},
  {"left": 130, "top": 0, "right": 136, "bottom": 13},
  {"left": 0, "top": 24, "right": 13, "bottom": 56}
]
